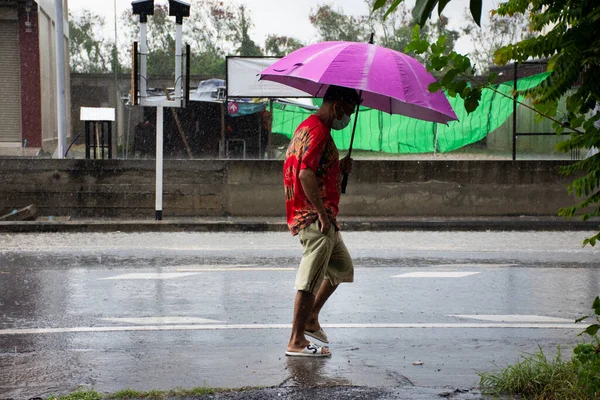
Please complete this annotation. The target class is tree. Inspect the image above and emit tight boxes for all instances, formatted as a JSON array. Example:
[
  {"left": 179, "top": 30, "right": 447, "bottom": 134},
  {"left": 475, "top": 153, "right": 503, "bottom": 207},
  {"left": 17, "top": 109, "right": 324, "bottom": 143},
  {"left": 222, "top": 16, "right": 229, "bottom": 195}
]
[
  {"left": 120, "top": 0, "right": 259, "bottom": 76},
  {"left": 69, "top": 10, "right": 113, "bottom": 73},
  {"left": 366, "top": 0, "right": 414, "bottom": 52},
  {"left": 375, "top": 0, "right": 600, "bottom": 246},
  {"left": 232, "top": 5, "right": 263, "bottom": 56},
  {"left": 365, "top": 0, "right": 459, "bottom": 62},
  {"left": 373, "top": 0, "right": 484, "bottom": 27},
  {"left": 310, "top": 4, "right": 369, "bottom": 43},
  {"left": 462, "top": 9, "right": 535, "bottom": 74},
  {"left": 265, "top": 35, "right": 304, "bottom": 57}
]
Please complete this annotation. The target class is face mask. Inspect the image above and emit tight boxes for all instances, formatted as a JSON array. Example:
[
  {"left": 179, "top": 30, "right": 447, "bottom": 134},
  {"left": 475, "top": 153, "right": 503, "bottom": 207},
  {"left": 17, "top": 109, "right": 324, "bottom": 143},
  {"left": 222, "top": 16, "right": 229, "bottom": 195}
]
[{"left": 331, "top": 104, "right": 351, "bottom": 130}]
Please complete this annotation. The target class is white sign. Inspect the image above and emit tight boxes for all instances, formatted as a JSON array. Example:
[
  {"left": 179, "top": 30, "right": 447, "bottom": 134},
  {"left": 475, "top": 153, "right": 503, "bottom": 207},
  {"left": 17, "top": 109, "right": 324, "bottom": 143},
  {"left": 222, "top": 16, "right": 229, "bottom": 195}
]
[
  {"left": 80, "top": 107, "right": 115, "bottom": 121},
  {"left": 227, "top": 57, "right": 310, "bottom": 98}
]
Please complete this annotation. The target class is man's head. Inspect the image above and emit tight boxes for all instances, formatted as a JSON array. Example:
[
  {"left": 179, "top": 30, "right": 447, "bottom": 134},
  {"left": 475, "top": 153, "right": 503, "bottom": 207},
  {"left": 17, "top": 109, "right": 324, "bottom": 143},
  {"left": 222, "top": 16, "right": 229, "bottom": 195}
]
[{"left": 320, "top": 85, "right": 361, "bottom": 130}]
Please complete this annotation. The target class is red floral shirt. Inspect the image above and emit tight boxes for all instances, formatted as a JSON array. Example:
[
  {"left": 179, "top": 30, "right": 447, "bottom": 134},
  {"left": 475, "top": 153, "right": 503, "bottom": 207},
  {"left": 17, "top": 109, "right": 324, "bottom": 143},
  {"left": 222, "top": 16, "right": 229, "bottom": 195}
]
[{"left": 284, "top": 115, "right": 341, "bottom": 235}]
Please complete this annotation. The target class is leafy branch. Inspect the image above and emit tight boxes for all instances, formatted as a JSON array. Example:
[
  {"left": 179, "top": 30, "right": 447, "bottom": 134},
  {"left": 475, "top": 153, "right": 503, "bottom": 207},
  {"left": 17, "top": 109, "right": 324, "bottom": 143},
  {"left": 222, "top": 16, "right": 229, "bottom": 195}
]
[{"left": 405, "top": 25, "right": 583, "bottom": 135}]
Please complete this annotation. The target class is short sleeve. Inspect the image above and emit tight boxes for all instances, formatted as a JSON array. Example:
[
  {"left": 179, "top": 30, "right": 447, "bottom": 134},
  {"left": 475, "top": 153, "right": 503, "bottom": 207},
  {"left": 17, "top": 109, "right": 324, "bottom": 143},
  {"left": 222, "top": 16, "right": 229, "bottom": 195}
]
[{"left": 300, "top": 124, "right": 328, "bottom": 172}]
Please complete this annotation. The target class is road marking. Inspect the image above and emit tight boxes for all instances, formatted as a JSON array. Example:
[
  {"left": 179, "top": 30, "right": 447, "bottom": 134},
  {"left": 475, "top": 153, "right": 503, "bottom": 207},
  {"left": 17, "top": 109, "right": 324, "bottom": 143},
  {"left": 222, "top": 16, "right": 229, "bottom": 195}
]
[
  {"left": 450, "top": 315, "right": 574, "bottom": 323},
  {"left": 433, "top": 263, "right": 516, "bottom": 268},
  {"left": 392, "top": 272, "right": 481, "bottom": 278},
  {"left": 100, "top": 317, "right": 226, "bottom": 324},
  {"left": 100, "top": 272, "right": 200, "bottom": 280},
  {"left": 0, "top": 323, "right": 583, "bottom": 335},
  {"left": 176, "top": 267, "right": 295, "bottom": 272}
]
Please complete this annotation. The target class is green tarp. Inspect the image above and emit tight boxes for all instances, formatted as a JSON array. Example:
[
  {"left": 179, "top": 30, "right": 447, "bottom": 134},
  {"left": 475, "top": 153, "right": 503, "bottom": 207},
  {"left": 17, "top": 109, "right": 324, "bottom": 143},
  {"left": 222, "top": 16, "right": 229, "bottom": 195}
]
[{"left": 271, "top": 72, "right": 551, "bottom": 153}]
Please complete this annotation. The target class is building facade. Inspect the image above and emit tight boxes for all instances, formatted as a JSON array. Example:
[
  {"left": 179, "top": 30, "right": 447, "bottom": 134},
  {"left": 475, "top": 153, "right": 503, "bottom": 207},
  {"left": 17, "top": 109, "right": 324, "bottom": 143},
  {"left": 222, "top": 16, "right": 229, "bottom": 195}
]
[{"left": 0, "top": 0, "right": 70, "bottom": 156}]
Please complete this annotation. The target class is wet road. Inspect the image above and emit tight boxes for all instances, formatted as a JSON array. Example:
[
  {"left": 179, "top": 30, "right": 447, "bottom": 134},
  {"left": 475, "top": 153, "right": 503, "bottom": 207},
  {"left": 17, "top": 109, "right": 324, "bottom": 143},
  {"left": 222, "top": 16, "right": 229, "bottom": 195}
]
[{"left": 0, "top": 231, "right": 599, "bottom": 398}]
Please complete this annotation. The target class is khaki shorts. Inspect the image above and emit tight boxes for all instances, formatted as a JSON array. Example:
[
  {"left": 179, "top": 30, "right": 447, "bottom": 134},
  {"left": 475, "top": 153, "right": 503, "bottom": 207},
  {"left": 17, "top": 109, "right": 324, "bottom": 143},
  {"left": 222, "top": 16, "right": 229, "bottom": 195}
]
[{"left": 295, "top": 220, "right": 354, "bottom": 296}]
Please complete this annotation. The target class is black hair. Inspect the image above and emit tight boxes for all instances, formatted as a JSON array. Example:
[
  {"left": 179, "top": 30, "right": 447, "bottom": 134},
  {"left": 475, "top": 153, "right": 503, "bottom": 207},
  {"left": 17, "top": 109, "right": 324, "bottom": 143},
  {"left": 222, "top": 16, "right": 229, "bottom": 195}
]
[{"left": 323, "top": 85, "right": 361, "bottom": 106}]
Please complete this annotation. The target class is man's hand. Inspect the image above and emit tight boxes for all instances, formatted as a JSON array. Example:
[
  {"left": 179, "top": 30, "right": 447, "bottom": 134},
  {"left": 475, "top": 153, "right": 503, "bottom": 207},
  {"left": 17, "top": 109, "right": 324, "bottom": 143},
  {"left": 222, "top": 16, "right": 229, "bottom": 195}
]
[
  {"left": 318, "top": 212, "right": 332, "bottom": 234},
  {"left": 340, "top": 154, "right": 353, "bottom": 174}
]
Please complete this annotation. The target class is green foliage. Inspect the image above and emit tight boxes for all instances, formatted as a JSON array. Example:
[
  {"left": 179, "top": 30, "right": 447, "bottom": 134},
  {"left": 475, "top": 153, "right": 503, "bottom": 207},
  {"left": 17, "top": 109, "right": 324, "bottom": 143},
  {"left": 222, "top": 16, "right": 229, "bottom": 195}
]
[
  {"left": 120, "top": 0, "right": 261, "bottom": 77},
  {"left": 376, "top": 0, "right": 600, "bottom": 246},
  {"left": 493, "top": 0, "right": 600, "bottom": 245},
  {"left": 313, "top": 1, "right": 460, "bottom": 63},
  {"left": 575, "top": 296, "right": 600, "bottom": 337},
  {"left": 48, "top": 389, "right": 103, "bottom": 400},
  {"left": 572, "top": 339, "right": 600, "bottom": 397},
  {"left": 309, "top": 4, "right": 369, "bottom": 43},
  {"left": 477, "top": 296, "right": 600, "bottom": 399},
  {"left": 69, "top": 10, "right": 113, "bottom": 73},
  {"left": 232, "top": 6, "right": 263, "bottom": 57},
  {"left": 265, "top": 35, "right": 304, "bottom": 56},
  {"left": 462, "top": 8, "right": 535, "bottom": 74},
  {"left": 479, "top": 347, "right": 583, "bottom": 399},
  {"left": 374, "top": 0, "right": 483, "bottom": 27}
]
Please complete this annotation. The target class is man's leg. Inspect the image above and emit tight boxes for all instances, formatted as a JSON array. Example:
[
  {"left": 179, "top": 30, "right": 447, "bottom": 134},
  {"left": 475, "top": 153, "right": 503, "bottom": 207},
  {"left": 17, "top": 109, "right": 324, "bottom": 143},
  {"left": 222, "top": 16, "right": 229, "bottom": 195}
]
[
  {"left": 288, "top": 289, "right": 330, "bottom": 354},
  {"left": 307, "top": 232, "right": 354, "bottom": 334},
  {"left": 307, "top": 279, "right": 338, "bottom": 333}
]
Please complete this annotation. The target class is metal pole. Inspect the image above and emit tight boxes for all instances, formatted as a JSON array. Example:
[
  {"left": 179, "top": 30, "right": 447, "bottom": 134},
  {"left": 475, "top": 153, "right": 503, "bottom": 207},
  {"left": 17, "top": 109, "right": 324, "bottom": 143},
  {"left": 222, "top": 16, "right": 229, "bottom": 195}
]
[
  {"left": 267, "top": 100, "right": 273, "bottom": 159},
  {"left": 175, "top": 23, "right": 183, "bottom": 103},
  {"left": 220, "top": 103, "right": 225, "bottom": 158},
  {"left": 54, "top": 0, "right": 67, "bottom": 158},
  {"left": 114, "top": 0, "right": 119, "bottom": 158},
  {"left": 512, "top": 62, "right": 518, "bottom": 161},
  {"left": 156, "top": 106, "right": 164, "bottom": 220},
  {"left": 341, "top": 91, "right": 363, "bottom": 194},
  {"left": 140, "top": 22, "right": 148, "bottom": 104},
  {"left": 258, "top": 112, "right": 262, "bottom": 159}
]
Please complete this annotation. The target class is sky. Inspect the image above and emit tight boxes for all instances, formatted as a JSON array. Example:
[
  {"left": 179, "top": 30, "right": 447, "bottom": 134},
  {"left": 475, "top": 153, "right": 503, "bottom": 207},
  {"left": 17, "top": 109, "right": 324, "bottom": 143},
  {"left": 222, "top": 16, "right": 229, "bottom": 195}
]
[{"left": 67, "top": 0, "right": 498, "bottom": 55}]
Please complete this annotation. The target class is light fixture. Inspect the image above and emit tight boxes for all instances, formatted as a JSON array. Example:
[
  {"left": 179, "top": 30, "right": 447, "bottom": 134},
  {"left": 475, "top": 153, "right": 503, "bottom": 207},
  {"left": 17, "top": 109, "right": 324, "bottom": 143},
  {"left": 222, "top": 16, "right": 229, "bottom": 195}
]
[
  {"left": 168, "top": 0, "right": 190, "bottom": 24},
  {"left": 24, "top": 0, "right": 33, "bottom": 33}
]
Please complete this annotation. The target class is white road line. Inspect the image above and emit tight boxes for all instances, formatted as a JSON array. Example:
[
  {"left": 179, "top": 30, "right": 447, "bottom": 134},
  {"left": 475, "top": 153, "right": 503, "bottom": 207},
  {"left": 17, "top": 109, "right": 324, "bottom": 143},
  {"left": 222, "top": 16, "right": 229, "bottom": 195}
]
[
  {"left": 100, "top": 272, "right": 200, "bottom": 280},
  {"left": 0, "top": 323, "right": 583, "bottom": 335},
  {"left": 450, "top": 315, "right": 574, "bottom": 323},
  {"left": 99, "top": 317, "right": 226, "bottom": 324},
  {"left": 392, "top": 272, "right": 481, "bottom": 278},
  {"left": 433, "top": 264, "right": 516, "bottom": 268},
  {"left": 176, "top": 268, "right": 295, "bottom": 272}
]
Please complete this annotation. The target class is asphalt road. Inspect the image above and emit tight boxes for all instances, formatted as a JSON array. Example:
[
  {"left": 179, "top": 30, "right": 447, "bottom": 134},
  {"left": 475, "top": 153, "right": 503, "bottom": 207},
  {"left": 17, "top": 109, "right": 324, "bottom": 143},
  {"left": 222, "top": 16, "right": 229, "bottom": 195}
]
[{"left": 0, "top": 230, "right": 598, "bottom": 399}]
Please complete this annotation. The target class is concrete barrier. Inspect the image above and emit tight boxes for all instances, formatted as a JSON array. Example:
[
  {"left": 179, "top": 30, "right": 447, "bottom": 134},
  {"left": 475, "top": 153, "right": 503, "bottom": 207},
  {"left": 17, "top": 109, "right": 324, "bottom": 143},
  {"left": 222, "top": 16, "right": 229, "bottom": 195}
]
[{"left": 0, "top": 159, "right": 577, "bottom": 218}]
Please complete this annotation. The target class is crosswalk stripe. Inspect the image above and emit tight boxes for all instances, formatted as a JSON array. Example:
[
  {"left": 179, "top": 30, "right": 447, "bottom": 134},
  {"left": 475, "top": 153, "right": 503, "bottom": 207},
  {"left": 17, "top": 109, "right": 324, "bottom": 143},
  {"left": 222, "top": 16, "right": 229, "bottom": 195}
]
[
  {"left": 450, "top": 315, "right": 574, "bottom": 323},
  {"left": 100, "top": 317, "right": 226, "bottom": 324},
  {"left": 100, "top": 272, "right": 199, "bottom": 280},
  {"left": 392, "top": 272, "right": 481, "bottom": 278},
  {"left": 176, "top": 268, "right": 295, "bottom": 272}
]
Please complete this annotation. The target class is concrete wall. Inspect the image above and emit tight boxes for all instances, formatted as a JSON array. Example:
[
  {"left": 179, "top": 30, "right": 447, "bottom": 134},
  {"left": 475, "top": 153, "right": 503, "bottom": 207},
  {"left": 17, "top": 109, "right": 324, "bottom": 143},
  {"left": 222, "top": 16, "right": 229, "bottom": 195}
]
[{"left": 0, "top": 159, "right": 578, "bottom": 218}]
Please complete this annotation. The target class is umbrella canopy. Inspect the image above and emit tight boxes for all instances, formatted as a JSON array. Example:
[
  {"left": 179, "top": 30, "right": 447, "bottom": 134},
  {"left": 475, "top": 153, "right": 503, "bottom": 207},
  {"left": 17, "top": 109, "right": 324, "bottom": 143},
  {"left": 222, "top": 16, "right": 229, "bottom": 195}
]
[{"left": 260, "top": 41, "right": 458, "bottom": 124}]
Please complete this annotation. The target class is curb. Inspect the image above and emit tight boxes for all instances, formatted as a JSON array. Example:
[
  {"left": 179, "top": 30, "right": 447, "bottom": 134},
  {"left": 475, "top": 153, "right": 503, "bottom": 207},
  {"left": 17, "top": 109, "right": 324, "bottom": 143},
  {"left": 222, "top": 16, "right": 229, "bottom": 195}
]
[{"left": 0, "top": 218, "right": 598, "bottom": 233}]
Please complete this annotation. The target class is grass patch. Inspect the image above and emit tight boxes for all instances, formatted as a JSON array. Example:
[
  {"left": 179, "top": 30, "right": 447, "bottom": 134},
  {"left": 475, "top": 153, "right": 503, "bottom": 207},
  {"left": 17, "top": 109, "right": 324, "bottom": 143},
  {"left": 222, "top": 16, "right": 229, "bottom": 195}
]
[
  {"left": 48, "top": 386, "right": 262, "bottom": 399},
  {"left": 48, "top": 390, "right": 103, "bottom": 400},
  {"left": 478, "top": 347, "right": 592, "bottom": 399}
]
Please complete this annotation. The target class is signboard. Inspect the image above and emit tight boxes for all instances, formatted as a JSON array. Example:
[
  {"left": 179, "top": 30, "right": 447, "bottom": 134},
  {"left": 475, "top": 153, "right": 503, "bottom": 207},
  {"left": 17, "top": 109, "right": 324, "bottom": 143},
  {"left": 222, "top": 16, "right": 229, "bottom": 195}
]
[
  {"left": 227, "top": 102, "right": 239, "bottom": 115},
  {"left": 226, "top": 57, "right": 310, "bottom": 98}
]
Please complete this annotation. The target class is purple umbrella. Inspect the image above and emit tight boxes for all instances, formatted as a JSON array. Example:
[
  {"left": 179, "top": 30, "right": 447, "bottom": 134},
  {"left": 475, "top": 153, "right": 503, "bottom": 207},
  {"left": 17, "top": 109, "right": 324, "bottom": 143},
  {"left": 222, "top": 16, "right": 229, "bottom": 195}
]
[{"left": 259, "top": 40, "right": 458, "bottom": 191}]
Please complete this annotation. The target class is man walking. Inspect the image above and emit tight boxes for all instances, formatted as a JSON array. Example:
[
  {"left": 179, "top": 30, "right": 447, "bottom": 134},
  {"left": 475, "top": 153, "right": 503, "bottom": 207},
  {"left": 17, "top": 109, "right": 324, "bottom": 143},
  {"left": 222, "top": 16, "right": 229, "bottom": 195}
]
[{"left": 283, "top": 85, "right": 360, "bottom": 357}]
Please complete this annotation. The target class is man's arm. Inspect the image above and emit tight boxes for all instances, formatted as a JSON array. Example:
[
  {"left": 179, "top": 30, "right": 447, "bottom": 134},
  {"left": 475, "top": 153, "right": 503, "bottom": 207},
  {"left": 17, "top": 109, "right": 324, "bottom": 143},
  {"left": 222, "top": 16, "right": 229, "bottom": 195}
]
[{"left": 298, "top": 168, "right": 331, "bottom": 234}]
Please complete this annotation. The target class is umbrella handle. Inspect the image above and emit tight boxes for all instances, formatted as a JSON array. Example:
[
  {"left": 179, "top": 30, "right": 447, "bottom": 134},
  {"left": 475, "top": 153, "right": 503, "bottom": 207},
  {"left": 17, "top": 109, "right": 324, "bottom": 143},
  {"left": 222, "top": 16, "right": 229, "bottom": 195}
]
[{"left": 341, "top": 171, "right": 349, "bottom": 194}]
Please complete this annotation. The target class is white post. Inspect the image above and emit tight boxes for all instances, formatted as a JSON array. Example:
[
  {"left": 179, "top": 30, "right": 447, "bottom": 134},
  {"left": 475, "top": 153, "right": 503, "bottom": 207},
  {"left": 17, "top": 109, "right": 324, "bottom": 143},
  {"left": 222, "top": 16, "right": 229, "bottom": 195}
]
[
  {"left": 54, "top": 0, "right": 67, "bottom": 159},
  {"left": 175, "top": 23, "right": 183, "bottom": 103},
  {"left": 140, "top": 22, "right": 148, "bottom": 103},
  {"left": 155, "top": 106, "right": 164, "bottom": 220}
]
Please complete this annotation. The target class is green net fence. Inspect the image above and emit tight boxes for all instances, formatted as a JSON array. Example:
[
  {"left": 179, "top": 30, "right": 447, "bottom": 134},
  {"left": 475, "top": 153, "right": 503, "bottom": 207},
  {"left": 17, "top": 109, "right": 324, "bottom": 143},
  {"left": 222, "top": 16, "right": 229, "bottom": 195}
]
[{"left": 271, "top": 72, "right": 551, "bottom": 154}]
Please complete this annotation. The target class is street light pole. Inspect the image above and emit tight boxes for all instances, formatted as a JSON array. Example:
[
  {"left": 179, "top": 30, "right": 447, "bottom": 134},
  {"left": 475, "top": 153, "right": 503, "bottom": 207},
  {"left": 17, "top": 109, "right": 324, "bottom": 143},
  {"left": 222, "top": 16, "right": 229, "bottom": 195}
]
[{"left": 54, "top": 0, "right": 67, "bottom": 159}]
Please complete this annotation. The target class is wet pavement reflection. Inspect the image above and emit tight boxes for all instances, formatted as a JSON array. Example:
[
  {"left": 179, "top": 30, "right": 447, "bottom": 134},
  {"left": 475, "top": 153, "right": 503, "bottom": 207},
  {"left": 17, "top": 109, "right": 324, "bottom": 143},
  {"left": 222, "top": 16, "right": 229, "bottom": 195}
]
[{"left": 0, "top": 230, "right": 598, "bottom": 398}]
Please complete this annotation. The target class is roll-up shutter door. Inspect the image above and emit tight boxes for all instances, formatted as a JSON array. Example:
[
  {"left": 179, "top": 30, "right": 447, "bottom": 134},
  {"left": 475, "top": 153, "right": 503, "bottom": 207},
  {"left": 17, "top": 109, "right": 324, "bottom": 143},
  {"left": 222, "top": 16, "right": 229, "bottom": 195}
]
[{"left": 0, "top": 20, "right": 22, "bottom": 143}]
